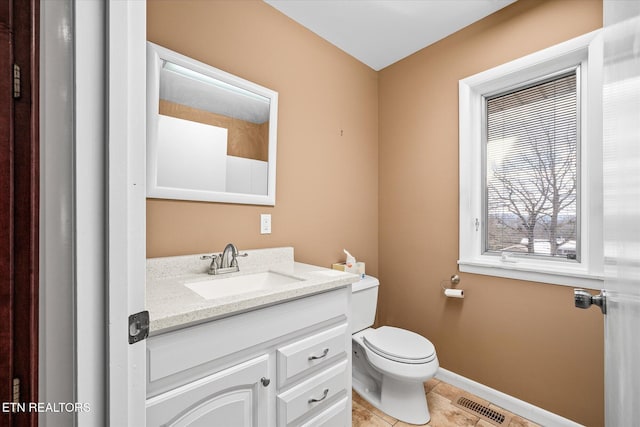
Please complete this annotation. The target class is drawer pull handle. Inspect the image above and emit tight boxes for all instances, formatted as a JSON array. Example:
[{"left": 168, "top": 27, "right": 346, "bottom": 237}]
[
  {"left": 308, "top": 348, "right": 329, "bottom": 361},
  {"left": 260, "top": 377, "right": 270, "bottom": 387},
  {"left": 308, "top": 388, "right": 329, "bottom": 404}
]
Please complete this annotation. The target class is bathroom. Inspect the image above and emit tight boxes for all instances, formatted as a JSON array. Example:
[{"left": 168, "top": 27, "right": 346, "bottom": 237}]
[{"left": 32, "top": 0, "right": 640, "bottom": 426}]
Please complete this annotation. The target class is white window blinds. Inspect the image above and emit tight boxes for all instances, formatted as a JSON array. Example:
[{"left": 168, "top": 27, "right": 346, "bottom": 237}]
[{"left": 485, "top": 71, "right": 579, "bottom": 260}]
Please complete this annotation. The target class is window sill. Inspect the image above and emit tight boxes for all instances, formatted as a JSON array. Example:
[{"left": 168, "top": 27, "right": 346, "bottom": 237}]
[{"left": 458, "top": 259, "right": 604, "bottom": 289}]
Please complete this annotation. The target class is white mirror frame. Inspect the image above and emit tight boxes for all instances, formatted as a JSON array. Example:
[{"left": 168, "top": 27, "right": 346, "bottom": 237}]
[{"left": 146, "top": 42, "right": 278, "bottom": 205}]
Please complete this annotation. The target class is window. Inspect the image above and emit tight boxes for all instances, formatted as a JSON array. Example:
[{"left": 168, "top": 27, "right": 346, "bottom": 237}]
[
  {"left": 459, "top": 31, "right": 603, "bottom": 287},
  {"left": 486, "top": 71, "right": 578, "bottom": 260}
]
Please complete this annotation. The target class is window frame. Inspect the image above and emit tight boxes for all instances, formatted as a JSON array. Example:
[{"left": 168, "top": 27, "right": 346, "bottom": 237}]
[{"left": 458, "top": 30, "right": 603, "bottom": 288}]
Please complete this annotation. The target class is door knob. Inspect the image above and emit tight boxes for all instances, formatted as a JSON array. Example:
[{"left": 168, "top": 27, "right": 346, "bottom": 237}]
[
  {"left": 574, "top": 289, "right": 606, "bottom": 314},
  {"left": 260, "top": 377, "right": 270, "bottom": 387}
]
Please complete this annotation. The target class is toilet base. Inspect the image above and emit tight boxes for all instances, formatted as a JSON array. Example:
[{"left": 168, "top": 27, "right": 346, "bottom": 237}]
[
  {"left": 352, "top": 374, "right": 430, "bottom": 425},
  {"left": 380, "top": 376, "right": 430, "bottom": 425}
]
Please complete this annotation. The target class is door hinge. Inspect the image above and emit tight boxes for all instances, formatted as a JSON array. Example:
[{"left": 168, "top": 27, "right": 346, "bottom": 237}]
[
  {"left": 128, "top": 310, "right": 150, "bottom": 344},
  {"left": 13, "top": 64, "right": 21, "bottom": 98},
  {"left": 12, "top": 378, "right": 19, "bottom": 404}
]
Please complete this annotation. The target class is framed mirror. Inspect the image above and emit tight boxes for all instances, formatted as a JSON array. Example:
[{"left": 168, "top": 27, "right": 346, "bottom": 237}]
[{"left": 146, "top": 42, "right": 278, "bottom": 205}]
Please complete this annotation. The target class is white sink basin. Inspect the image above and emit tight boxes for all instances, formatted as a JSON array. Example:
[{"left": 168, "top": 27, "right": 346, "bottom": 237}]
[{"left": 184, "top": 271, "right": 303, "bottom": 300}]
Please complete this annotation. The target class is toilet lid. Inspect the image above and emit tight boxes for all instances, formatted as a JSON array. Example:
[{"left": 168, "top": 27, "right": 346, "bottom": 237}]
[{"left": 363, "top": 326, "right": 435, "bottom": 363}]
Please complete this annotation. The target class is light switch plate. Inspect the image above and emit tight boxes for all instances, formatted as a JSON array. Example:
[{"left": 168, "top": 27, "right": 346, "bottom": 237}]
[{"left": 260, "top": 214, "right": 271, "bottom": 234}]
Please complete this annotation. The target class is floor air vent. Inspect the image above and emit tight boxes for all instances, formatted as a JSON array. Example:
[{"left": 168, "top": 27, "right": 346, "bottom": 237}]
[{"left": 453, "top": 395, "right": 511, "bottom": 426}]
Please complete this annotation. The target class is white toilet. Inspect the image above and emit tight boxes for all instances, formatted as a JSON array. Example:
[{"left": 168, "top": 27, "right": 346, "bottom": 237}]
[{"left": 351, "top": 275, "right": 438, "bottom": 425}]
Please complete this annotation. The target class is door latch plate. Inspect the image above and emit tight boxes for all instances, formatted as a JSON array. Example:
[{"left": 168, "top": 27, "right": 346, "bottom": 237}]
[{"left": 128, "top": 310, "right": 150, "bottom": 344}]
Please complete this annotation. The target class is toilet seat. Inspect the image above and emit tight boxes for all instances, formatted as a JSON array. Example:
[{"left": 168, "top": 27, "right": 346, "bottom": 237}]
[{"left": 363, "top": 326, "right": 436, "bottom": 364}]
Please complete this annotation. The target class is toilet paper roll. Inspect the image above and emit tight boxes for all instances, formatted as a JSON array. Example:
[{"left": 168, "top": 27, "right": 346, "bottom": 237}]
[{"left": 444, "top": 288, "right": 464, "bottom": 298}]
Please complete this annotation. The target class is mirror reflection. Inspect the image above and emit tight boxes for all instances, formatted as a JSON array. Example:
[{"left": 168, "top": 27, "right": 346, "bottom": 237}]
[{"left": 147, "top": 42, "right": 278, "bottom": 205}]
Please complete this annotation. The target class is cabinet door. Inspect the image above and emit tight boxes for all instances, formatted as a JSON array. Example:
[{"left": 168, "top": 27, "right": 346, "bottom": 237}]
[{"left": 146, "top": 354, "right": 270, "bottom": 427}]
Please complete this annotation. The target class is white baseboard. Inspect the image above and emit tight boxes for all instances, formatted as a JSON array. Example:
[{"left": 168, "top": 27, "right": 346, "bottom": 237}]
[{"left": 435, "top": 368, "right": 584, "bottom": 427}]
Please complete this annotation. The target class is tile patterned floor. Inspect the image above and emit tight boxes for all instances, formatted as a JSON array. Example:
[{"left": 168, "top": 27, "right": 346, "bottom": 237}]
[{"left": 352, "top": 378, "right": 542, "bottom": 427}]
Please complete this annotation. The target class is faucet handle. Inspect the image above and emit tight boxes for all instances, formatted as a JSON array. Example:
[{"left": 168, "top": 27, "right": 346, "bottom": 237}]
[
  {"left": 200, "top": 254, "right": 220, "bottom": 266},
  {"left": 229, "top": 251, "right": 248, "bottom": 268},
  {"left": 201, "top": 254, "right": 221, "bottom": 274}
]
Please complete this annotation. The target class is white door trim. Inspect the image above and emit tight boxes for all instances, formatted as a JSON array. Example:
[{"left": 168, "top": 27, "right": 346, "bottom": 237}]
[
  {"left": 39, "top": 1, "right": 76, "bottom": 425},
  {"left": 106, "top": 1, "right": 147, "bottom": 425},
  {"left": 75, "top": 0, "right": 107, "bottom": 424}
]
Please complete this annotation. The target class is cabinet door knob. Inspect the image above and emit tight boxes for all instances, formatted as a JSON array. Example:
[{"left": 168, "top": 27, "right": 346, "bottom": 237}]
[
  {"left": 308, "top": 388, "right": 329, "bottom": 404},
  {"left": 308, "top": 348, "right": 329, "bottom": 361},
  {"left": 260, "top": 377, "right": 270, "bottom": 387}
]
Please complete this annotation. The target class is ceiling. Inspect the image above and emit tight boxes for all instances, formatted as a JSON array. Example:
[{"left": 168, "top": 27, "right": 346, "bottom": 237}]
[{"left": 264, "top": 0, "right": 518, "bottom": 71}]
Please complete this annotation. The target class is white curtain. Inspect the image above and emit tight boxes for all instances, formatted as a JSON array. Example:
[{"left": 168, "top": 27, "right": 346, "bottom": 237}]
[{"left": 602, "top": 1, "right": 640, "bottom": 425}]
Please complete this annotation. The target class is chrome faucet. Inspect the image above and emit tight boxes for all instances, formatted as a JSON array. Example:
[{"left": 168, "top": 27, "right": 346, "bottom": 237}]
[
  {"left": 200, "top": 243, "right": 248, "bottom": 275},
  {"left": 220, "top": 243, "right": 240, "bottom": 269}
]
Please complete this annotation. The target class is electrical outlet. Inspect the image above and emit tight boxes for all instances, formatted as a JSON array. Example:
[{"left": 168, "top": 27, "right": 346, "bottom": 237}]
[{"left": 260, "top": 214, "right": 271, "bottom": 234}]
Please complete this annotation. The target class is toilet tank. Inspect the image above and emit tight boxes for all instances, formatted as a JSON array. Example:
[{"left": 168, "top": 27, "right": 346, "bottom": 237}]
[{"left": 351, "top": 275, "right": 379, "bottom": 333}]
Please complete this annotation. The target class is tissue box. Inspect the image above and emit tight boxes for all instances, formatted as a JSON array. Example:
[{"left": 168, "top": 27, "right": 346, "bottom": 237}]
[{"left": 332, "top": 262, "right": 365, "bottom": 279}]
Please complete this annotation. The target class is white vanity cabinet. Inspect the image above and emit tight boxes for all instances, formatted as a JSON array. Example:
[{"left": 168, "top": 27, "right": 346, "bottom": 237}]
[
  {"left": 146, "top": 354, "right": 270, "bottom": 426},
  {"left": 145, "top": 286, "right": 351, "bottom": 427}
]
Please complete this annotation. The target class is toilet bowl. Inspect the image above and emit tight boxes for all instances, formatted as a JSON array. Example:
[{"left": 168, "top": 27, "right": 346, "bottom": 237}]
[{"left": 351, "top": 276, "right": 439, "bottom": 425}]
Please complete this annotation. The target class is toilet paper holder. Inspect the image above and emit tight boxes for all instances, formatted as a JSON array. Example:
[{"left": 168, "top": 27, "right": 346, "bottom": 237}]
[{"left": 441, "top": 274, "right": 464, "bottom": 298}]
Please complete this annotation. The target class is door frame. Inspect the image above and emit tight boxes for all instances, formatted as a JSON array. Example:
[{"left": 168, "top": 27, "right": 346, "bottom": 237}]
[
  {"left": 106, "top": 1, "right": 147, "bottom": 425},
  {"left": 41, "top": 1, "right": 147, "bottom": 424}
]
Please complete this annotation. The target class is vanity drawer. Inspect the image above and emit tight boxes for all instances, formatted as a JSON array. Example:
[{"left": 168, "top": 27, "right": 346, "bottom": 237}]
[
  {"left": 276, "top": 359, "right": 348, "bottom": 426},
  {"left": 277, "top": 323, "right": 347, "bottom": 388},
  {"left": 300, "top": 396, "right": 349, "bottom": 427}
]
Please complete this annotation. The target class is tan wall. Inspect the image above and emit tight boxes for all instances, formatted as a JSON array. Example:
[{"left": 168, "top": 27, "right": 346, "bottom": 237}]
[
  {"left": 159, "top": 100, "right": 269, "bottom": 161},
  {"left": 378, "top": 0, "right": 603, "bottom": 425},
  {"left": 147, "top": 1, "right": 379, "bottom": 274},
  {"left": 149, "top": 0, "right": 604, "bottom": 424}
]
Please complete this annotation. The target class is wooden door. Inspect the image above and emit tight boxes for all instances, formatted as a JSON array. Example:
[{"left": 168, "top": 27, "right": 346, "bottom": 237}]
[{"left": 0, "top": 0, "right": 39, "bottom": 426}]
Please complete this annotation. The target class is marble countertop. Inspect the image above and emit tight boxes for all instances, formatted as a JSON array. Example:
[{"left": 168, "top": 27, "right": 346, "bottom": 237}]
[{"left": 146, "top": 247, "right": 359, "bottom": 335}]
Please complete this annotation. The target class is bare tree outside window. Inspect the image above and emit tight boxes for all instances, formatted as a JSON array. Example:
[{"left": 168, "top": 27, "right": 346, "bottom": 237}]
[{"left": 485, "top": 72, "right": 578, "bottom": 259}]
